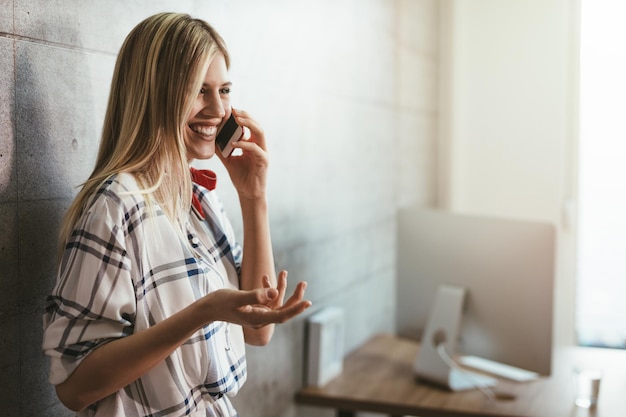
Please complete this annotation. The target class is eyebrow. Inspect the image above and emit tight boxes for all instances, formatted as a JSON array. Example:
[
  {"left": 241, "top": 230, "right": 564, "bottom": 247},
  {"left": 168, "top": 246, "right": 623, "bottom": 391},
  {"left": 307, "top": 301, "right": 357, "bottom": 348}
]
[{"left": 202, "top": 81, "right": 232, "bottom": 88}]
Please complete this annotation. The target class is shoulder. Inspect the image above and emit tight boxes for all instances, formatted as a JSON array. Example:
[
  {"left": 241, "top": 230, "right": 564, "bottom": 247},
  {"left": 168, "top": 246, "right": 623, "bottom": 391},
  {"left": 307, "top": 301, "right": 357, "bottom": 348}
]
[
  {"left": 89, "top": 172, "right": 144, "bottom": 206},
  {"left": 98, "top": 172, "right": 141, "bottom": 198},
  {"left": 81, "top": 173, "right": 149, "bottom": 230}
]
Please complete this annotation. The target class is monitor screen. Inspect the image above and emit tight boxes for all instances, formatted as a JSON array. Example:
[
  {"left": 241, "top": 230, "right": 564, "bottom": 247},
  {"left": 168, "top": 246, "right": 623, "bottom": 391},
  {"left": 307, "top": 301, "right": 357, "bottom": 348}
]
[{"left": 396, "top": 208, "right": 556, "bottom": 376}]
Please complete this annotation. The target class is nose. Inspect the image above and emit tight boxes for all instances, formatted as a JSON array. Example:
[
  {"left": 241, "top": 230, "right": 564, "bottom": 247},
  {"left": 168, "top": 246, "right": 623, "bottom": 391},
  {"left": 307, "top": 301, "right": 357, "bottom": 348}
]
[{"left": 201, "top": 92, "right": 226, "bottom": 119}]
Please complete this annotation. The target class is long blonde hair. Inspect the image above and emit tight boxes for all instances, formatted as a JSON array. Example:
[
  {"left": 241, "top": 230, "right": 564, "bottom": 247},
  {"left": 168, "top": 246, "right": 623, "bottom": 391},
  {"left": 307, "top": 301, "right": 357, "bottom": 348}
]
[{"left": 58, "top": 13, "right": 230, "bottom": 260}]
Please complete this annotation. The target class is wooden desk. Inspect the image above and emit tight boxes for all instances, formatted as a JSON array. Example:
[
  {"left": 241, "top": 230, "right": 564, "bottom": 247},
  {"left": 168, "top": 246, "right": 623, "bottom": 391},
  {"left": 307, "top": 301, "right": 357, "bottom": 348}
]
[{"left": 295, "top": 334, "right": 626, "bottom": 417}]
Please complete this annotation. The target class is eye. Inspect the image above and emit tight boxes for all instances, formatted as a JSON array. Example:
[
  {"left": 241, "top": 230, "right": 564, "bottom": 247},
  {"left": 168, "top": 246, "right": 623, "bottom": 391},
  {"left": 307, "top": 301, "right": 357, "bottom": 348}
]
[
  {"left": 219, "top": 87, "right": 231, "bottom": 95},
  {"left": 199, "top": 87, "right": 207, "bottom": 95}
]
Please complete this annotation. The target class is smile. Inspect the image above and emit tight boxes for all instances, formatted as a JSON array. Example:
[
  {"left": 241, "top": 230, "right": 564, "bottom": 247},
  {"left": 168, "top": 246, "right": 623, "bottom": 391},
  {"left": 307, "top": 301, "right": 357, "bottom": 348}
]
[{"left": 190, "top": 124, "right": 217, "bottom": 137}]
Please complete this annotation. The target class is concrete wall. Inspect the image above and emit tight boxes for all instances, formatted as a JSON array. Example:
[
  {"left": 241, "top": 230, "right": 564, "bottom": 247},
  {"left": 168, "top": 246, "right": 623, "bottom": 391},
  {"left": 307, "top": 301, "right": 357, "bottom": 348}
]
[{"left": 0, "top": 1, "right": 440, "bottom": 416}]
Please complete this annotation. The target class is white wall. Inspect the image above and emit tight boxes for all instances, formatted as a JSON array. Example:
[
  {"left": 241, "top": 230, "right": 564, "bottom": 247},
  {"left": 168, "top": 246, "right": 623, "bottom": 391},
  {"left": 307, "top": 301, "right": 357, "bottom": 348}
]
[
  {"left": 0, "top": 1, "right": 440, "bottom": 416},
  {"left": 439, "top": 0, "right": 580, "bottom": 346}
]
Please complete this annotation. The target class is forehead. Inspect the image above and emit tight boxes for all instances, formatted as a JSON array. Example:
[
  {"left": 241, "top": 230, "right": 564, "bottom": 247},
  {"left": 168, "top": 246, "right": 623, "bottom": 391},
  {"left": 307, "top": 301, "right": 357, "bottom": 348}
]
[{"left": 201, "top": 53, "right": 229, "bottom": 84}]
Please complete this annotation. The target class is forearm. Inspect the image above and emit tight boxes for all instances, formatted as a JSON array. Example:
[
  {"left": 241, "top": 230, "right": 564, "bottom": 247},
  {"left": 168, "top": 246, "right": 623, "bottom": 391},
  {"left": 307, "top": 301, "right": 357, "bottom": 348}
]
[
  {"left": 238, "top": 195, "right": 276, "bottom": 344},
  {"left": 239, "top": 195, "right": 276, "bottom": 288},
  {"left": 56, "top": 301, "right": 207, "bottom": 411}
]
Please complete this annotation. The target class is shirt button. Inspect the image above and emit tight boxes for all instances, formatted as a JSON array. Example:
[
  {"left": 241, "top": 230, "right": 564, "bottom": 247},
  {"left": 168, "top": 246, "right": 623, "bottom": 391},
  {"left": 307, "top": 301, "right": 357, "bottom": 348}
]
[{"left": 191, "top": 237, "right": 200, "bottom": 245}]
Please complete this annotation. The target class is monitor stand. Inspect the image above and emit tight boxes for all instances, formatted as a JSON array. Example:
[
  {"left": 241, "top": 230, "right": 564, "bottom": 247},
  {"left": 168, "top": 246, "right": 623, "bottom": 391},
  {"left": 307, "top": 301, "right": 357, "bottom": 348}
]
[{"left": 413, "top": 284, "right": 497, "bottom": 391}]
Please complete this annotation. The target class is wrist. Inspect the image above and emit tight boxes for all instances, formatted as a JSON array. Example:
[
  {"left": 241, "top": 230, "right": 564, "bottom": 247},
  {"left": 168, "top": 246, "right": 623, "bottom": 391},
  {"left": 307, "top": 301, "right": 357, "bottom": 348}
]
[
  {"left": 238, "top": 194, "right": 268, "bottom": 211},
  {"left": 187, "top": 295, "right": 218, "bottom": 329}
]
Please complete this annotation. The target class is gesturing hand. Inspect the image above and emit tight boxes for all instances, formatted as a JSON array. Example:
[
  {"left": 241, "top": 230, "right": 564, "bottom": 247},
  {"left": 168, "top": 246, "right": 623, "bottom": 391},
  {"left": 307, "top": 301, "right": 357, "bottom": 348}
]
[{"left": 203, "top": 272, "right": 311, "bottom": 329}]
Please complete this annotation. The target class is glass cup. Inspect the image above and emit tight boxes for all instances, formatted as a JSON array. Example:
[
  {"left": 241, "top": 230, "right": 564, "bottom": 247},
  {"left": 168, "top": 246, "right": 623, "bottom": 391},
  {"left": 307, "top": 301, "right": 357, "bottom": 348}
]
[{"left": 574, "top": 368, "right": 602, "bottom": 408}]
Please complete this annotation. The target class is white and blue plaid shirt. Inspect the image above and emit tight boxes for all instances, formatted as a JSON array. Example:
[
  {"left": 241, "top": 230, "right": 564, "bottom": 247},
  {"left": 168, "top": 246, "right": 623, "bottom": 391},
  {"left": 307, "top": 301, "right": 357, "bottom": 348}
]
[{"left": 43, "top": 172, "right": 246, "bottom": 417}]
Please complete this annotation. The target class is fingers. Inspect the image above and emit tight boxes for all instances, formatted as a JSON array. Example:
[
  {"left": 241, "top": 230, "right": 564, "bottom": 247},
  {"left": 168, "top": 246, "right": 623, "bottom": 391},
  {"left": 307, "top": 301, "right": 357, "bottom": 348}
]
[
  {"left": 277, "top": 270, "right": 288, "bottom": 284},
  {"left": 262, "top": 275, "right": 271, "bottom": 288},
  {"left": 273, "top": 299, "right": 312, "bottom": 323},
  {"left": 231, "top": 138, "right": 265, "bottom": 157},
  {"left": 278, "top": 281, "right": 307, "bottom": 309},
  {"left": 245, "top": 299, "right": 312, "bottom": 327},
  {"left": 234, "top": 281, "right": 311, "bottom": 327},
  {"left": 232, "top": 108, "right": 265, "bottom": 148},
  {"left": 261, "top": 271, "right": 288, "bottom": 307},
  {"left": 263, "top": 271, "right": 309, "bottom": 312},
  {"left": 276, "top": 270, "right": 287, "bottom": 303},
  {"left": 221, "top": 273, "right": 311, "bottom": 328}
]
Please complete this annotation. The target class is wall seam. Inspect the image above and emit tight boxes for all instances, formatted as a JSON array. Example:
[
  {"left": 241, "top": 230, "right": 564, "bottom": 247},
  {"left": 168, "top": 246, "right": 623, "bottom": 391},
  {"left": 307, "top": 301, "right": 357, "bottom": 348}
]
[
  {"left": 12, "top": 0, "right": 23, "bottom": 414},
  {"left": 0, "top": 32, "right": 116, "bottom": 56}
]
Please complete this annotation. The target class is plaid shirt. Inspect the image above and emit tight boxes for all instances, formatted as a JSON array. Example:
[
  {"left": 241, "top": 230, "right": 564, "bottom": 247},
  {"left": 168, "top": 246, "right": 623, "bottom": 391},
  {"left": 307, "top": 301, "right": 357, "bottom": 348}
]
[{"left": 43, "top": 172, "right": 246, "bottom": 417}]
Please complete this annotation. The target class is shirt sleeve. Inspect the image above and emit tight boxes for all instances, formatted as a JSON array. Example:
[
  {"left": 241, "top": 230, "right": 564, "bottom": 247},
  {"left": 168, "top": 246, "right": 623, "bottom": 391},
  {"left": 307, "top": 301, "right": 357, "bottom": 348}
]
[{"left": 42, "top": 191, "right": 135, "bottom": 385}]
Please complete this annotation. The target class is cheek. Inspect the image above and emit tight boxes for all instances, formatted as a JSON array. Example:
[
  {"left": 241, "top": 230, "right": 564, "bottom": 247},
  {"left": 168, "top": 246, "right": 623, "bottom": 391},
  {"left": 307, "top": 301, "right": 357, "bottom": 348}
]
[
  {"left": 188, "top": 101, "right": 204, "bottom": 122},
  {"left": 182, "top": 128, "right": 192, "bottom": 151}
]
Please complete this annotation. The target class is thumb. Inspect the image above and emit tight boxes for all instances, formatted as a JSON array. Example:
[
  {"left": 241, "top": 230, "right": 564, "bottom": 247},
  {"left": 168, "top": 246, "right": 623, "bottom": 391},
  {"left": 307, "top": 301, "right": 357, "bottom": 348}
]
[
  {"left": 263, "top": 287, "right": 279, "bottom": 301},
  {"left": 245, "top": 287, "right": 278, "bottom": 305}
]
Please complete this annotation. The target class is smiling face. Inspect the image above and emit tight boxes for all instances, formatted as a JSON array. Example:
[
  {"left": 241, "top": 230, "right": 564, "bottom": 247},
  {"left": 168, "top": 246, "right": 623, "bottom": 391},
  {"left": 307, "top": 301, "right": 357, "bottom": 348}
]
[{"left": 185, "top": 53, "right": 232, "bottom": 161}]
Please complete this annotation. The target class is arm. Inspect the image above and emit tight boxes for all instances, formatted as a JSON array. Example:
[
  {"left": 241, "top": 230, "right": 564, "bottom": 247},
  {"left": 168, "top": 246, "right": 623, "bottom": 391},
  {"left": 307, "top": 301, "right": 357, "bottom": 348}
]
[
  {"left": 56, "top": 286, "right": 309, "bottom": 411},
  {"left": 238, "top": 195, "right": 278, "bottom": 345},
  {"left": 218, "top": 108, "right": 296, "bottom": 345}
]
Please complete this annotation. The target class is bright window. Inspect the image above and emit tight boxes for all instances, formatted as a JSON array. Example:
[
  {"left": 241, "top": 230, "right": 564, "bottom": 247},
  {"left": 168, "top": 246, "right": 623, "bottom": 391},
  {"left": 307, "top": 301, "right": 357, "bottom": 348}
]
[{"left": 577, "top": 0, "right": 626, "bottom": 348}]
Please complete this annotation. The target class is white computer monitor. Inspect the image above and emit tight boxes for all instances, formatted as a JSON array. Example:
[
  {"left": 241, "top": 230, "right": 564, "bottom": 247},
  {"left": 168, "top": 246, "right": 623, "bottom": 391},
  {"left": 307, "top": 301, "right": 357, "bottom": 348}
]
[{"left": 396, "top": 208, "right": 556, "bottom": 377}]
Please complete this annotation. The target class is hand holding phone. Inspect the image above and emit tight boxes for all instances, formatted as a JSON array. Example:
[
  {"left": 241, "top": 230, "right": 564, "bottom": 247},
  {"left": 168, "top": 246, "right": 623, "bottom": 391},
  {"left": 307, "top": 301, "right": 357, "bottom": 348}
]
[{"left": 216, "top": 113, "right": 245, "bottom": 158}]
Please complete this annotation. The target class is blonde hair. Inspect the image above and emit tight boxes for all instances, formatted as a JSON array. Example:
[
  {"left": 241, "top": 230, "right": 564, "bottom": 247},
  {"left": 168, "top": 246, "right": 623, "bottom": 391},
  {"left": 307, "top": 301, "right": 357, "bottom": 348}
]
[{"left": 58, "top": 12, "right": 230, "bottom": 260}]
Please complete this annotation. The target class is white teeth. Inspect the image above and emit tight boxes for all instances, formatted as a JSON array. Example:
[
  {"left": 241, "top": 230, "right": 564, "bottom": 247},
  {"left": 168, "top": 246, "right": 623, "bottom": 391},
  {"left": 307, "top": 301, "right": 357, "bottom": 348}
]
[{"left": 190, "top": 125, "right": 217, "bottom": 136}]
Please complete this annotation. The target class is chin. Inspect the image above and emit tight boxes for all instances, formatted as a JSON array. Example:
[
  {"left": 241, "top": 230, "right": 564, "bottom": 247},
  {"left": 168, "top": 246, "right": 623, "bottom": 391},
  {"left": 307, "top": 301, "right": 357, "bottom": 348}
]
[
  {"left": 188, "top": 146, "right": 217, "bottom": 161},
  {"left": 193, "top": 153, "right": 216, "bottom": 161},
  {"left": 184, "top": 132, "right": 217, "bottom": 160}
]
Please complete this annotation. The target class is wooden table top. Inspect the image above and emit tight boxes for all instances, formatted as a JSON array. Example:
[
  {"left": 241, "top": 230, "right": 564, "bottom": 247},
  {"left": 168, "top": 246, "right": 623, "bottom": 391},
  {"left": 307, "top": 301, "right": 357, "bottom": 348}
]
[{"left": 295, "top": 334, "right": 626, "bottom": 417}]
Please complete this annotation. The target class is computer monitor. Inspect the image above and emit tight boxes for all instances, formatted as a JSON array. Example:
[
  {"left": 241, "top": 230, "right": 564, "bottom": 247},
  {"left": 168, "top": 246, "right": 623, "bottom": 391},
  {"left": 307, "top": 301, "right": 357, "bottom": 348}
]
[{"left": 396, "top": 208, "right": 556, "bottom": 377}]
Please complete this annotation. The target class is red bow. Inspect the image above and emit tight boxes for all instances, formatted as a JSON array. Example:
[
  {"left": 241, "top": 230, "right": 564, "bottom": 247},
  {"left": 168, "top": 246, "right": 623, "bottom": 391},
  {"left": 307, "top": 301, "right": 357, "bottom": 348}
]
[{"left": 190, "top": 168, "right": 217, "bottom": 218}]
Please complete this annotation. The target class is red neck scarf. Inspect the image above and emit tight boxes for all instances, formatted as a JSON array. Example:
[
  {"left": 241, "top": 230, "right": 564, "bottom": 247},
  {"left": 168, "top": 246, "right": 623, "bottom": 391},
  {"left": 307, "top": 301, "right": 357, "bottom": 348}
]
[{"left": 190, "top": 167, "right": 217, "bottom": 218}]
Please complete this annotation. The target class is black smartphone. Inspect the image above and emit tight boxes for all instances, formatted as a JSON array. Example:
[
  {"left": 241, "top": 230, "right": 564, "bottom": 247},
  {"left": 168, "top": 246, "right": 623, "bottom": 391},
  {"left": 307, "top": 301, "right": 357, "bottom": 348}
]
[{"left": 216, "top": 113, "right": 244, "bottom": 157}]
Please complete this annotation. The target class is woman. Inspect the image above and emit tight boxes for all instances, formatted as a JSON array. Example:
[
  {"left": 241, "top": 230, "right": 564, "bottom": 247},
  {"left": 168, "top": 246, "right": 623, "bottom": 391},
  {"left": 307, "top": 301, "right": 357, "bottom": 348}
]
[{"left": 42, "top": 12, "right": 311, "bottom": 417}]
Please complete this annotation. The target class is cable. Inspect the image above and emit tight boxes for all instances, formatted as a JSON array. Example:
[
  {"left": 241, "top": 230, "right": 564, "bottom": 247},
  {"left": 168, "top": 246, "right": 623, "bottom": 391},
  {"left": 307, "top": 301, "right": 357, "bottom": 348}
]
[{"left": 435, "top": 343, "right": 497, "bottom": 401}]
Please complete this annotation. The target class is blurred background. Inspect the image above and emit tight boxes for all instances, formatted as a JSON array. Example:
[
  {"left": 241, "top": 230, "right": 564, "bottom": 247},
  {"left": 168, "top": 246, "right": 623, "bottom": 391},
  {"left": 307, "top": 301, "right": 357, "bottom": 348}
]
[{"left": 3, "top": 0, "right": 623, "bottom": 416}]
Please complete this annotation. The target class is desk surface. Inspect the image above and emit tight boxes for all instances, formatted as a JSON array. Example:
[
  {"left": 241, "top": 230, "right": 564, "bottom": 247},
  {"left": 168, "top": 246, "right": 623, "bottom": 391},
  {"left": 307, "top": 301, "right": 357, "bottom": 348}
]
[{"left": 295, "top": 334, "right": 626, "bottom": 417}]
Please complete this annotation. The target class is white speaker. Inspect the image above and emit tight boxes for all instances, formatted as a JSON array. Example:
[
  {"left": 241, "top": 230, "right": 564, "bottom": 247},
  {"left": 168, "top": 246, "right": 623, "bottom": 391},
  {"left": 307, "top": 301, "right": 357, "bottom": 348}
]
[{"left": 306, "top": 307, "right": 345, "bottom": 387}]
